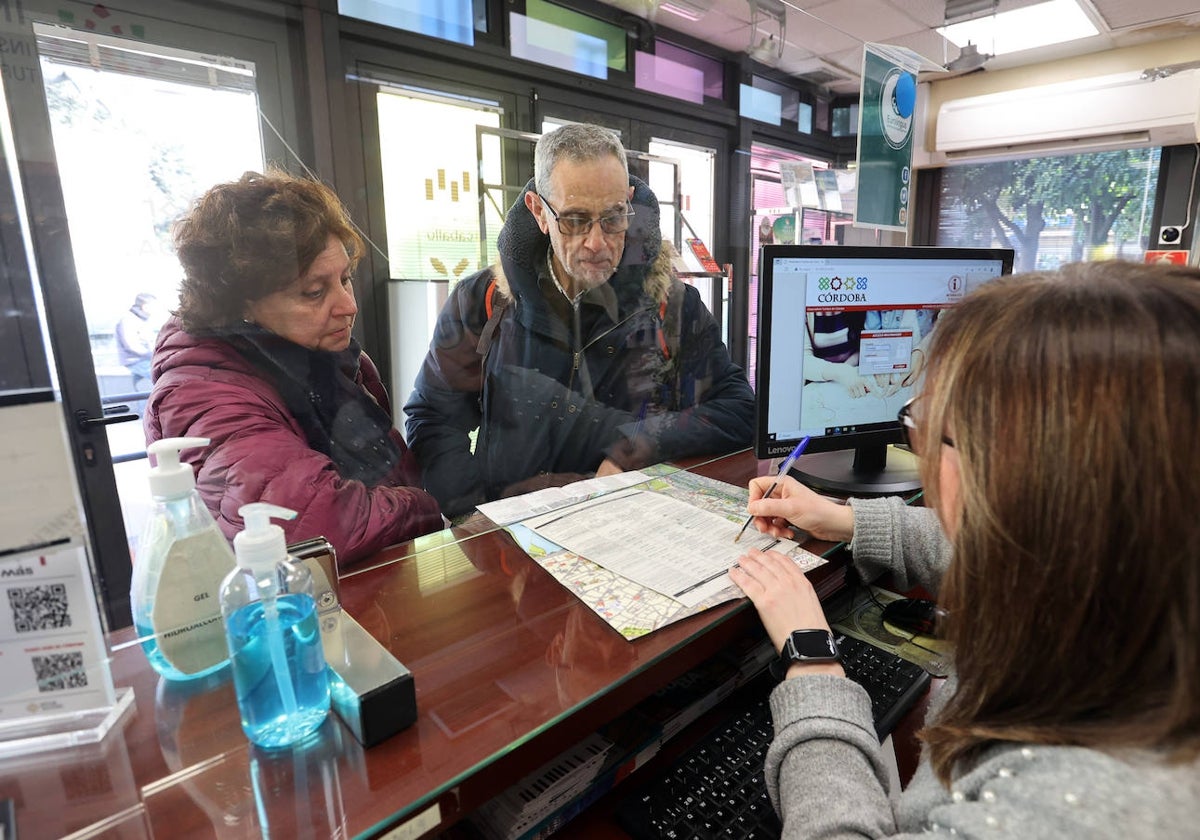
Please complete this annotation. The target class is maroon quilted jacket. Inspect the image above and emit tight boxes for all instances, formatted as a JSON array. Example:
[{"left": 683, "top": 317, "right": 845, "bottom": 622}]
[{"left": 144, "top": 318, "right": 443, "bottom": 567}]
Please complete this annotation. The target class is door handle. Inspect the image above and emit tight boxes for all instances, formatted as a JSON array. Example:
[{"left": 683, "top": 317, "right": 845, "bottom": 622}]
[{"left": 75, "top": 408, "right": 140, "bottom": 432}]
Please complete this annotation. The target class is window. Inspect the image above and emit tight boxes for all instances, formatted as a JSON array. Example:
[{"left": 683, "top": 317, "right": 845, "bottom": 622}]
[
  {"left": 832, "top": 104, "right": 858, "bottom": 137},
  {"left": 511, "top": 0, "right": 627, "bottom": 79},
  {"left": 743, "top": 76, "right": 811, "bottom": 132},
  {"left": 376, "top": 87, "right": 503, "bottom": 281},
  {"left": 340, "top": 0, "right": 487, "bottom": 45},
  {"left": 935, "top": 148, "right": 1162, "bottom": 271},
  {"left": 636, "top": 41, "right": 723, "bottom": 103}
]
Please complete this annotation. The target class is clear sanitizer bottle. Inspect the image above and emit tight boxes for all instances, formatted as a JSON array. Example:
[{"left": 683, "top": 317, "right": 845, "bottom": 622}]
[
  {"left": 131, "top": 436, "right": 236, "bottom": 681},
  {"left": 220, "top": 503, "right": 330, "bottom": 748}
]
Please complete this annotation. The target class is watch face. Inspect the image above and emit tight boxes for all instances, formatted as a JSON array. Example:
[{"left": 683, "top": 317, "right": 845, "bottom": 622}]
[{"left": 788, "top": 629, "right": 839, "bottom": 661}]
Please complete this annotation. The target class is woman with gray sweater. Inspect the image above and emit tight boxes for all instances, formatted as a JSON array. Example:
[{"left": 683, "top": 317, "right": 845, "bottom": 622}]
[{"left": 731, "top": 261, "right": 1200, "bottom": 838}]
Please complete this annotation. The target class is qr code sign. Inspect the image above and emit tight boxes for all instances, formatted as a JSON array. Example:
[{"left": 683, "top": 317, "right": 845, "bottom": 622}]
[
  {"left": 32, "top": 651, "right": 88, "bottom": 692},
  {"left": 7, "top": 583, "right": 71, "bottom": 632}
]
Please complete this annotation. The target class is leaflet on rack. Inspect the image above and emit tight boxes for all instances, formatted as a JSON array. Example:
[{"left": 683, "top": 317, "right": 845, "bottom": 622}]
[{"left": 524, "top": 488, "right": 795, "bottom": 608}]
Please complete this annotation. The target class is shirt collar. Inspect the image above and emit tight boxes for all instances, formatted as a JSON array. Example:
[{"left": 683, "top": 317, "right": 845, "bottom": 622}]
[{"left": 541, "top": 249, "right": 620, "bottom": 323}]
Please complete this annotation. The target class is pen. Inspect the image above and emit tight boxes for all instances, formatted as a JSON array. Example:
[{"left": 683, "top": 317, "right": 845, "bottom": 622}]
[
  {"left": 733, "top": 436, "right": 811, "bottom": 543},
  {"left": 632, "top": 398, "right": 648, "bottom": 439}
]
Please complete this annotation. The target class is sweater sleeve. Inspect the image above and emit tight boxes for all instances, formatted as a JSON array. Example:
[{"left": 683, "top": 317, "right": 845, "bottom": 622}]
[
  {"left": 765, "top": 674, "right": 899, "bottom": 839},
  {"left": 150, "top": 370, "right": 443, "bottom": 567},
  {"left": 847, "top": 496, "right": 952, "bottom": 593}
]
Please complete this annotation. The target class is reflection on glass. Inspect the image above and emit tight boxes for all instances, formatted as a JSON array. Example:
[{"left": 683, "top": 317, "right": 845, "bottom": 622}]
[
  {"left": 740, "top": 83, "right": 782, "bottom": 125},
  {"left": 832, "top": 104, "right": 859, "bottom": 137},
  {"left": 797, "top": 102, "right": 814, "bottom": 135},
  {"left": 249, "top": 728, "right": 348, "bottom": 840},
  {"left": 635, "top": 51, "right": 704, "bottom": 104},
  {"left": 339, "top": 0, "right": 480, "bottom": 44},
  {"left": 654, "top": 41, "right": 724, "bottom": 100},
  {"left": 509, "top": 13, "right": 609, "bottom": 79},
  {"left": 155, "top": 671, "right": 261, "bottom": 835},
  {"left": 155, "top": 673, "right": 351, "bottom": 838}
]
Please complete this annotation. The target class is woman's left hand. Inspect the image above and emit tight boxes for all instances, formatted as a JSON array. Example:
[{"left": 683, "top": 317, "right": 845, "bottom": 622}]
[{"left": 730, "top": 549, "right": 842, "bottom": 675}]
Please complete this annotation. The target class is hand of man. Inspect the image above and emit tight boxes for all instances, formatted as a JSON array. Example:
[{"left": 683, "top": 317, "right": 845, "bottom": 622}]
[
  {"left": 595, "top": 458, "right": 623, "bottom": 477},
  {"left": 499, "top": 472, "right": 590, "bottom": 498}
]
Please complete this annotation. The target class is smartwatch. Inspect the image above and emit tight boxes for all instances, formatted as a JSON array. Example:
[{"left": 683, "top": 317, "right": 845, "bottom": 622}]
[{"left": 770, "top": 629, "right": 841, "bottom": 680}]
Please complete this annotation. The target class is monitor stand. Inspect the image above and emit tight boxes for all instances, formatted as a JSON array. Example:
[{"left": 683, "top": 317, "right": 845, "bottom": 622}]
[{"left": 789, "top": 444, "right": 921, "bottom": 495}]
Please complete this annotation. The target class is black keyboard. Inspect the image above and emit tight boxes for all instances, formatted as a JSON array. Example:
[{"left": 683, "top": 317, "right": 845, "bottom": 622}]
[{"left": 614, "top": 633, "right": 931, "bottom": 840}]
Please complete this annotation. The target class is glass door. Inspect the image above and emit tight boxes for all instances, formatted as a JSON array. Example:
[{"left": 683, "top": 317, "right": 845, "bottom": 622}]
[
  {"left": 363, "top": 78, "right": 509, "bottom": 425},
  {"left": 2, "top": 4, "right": 291, "bottom": 627}
]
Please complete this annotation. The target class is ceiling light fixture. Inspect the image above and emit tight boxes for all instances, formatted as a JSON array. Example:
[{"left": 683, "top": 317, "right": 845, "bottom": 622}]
[
  {"left": 945, "top": 41, "right": 991, "bottom": 73},
  {"left": 747, "top": 0, "right": 786, "bottom": 64},
  {"left": 659, "top": 0, "right": 710, "bottom": 22},
  {"left": 939, "top": 0, "right": 1098, "bottom": 56}
]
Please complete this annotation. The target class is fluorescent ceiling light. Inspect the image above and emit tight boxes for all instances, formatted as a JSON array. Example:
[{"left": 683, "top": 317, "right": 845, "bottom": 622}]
[
  {"left": 659, "top": 0, "right": 709, "bottom": 22},
  {"left": 938, "top": 0, "right": 1098, "bottom": 56}
]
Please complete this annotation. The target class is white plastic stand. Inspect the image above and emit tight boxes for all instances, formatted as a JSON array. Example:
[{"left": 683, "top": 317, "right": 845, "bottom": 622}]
[{"left": 0, "top": 685, "right": 135, "bottom": 760}]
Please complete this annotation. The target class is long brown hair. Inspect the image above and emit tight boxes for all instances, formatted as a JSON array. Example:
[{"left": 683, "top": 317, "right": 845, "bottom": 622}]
[
  {"left": 173, "top": 169, "right": 365, "bottom": 332},
  {"left": 917, "top": 261, "right": 1200, "bottom": 783}
]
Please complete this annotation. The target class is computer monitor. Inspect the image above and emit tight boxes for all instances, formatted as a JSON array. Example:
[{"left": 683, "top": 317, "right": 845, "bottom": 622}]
[{"left": 755, "top": 245, "right": 1014, "bottom": 494}]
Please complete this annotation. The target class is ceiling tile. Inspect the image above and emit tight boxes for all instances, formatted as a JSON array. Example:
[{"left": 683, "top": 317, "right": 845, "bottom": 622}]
[
  {"left": 796, "top": 0, "right": 931, "bottom": 42},
  {"left": 1090, "top": 0, "right": 1200, "bottom": 30}
]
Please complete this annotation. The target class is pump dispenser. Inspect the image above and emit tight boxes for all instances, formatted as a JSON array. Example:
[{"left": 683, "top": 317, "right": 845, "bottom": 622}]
[
  {"left": 131, "top": 437, "right": 236, "bottom": 681},
  {"left": 221, "top": 504, "right": 330, "bottom": 748}
]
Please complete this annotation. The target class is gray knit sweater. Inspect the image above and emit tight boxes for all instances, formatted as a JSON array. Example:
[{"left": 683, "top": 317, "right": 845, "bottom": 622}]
[{"left": 763, "top": 496, "right": 1200, "bottom": 839}]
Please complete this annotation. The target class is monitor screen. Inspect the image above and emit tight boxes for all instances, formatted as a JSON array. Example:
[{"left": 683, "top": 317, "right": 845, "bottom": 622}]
[{"left": 755, "top": 245, "right": 1014, "bottom": 494}]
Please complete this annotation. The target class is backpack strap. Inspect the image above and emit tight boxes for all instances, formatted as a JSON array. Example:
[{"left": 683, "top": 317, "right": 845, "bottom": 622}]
[
  {"left": 477, "top": 275, "right": 508, "bottom": 359},
  {"left": 485, "top": 277, "right": 499, "bottom": 320},
  {"left": 656, "top": 299, "right": 670, "bottom": 360}
]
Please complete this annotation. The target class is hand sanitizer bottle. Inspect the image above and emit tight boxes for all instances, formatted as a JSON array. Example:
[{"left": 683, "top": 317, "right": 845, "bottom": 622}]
[
  {"left": 131, "top": 437, "right": 235, "bottom": 681},
  {"left": 221, "top": 504, "right": 330, "bottom": 748}
]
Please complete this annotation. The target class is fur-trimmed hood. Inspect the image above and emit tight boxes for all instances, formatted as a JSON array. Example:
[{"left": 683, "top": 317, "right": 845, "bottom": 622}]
[{"left": 490, "top": 175, "right": 674, "bottom": 308}]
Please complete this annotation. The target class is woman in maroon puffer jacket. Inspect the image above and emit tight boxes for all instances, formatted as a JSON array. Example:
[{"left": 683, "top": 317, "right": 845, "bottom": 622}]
[{"left": 144, "top": 170, "right": 443, "bottom": 567}]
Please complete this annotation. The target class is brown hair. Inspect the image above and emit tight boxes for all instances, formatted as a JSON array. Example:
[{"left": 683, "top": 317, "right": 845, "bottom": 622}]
[
  {"left": 173, "top": 169, "right": 365, "bottom": 332},
  {"left": 917, "top": 261, "right": 1200, "bottom": 783}
]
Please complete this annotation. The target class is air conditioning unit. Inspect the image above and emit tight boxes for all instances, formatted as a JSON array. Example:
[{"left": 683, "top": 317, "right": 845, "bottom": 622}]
[{"left": 931, "top": 67, "right": 1200, "bottom": 163}]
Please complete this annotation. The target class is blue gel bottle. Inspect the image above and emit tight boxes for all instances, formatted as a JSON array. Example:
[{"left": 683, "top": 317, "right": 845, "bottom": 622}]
[{"left": 220, "top": 503, "right": 330, "bottom": 748}]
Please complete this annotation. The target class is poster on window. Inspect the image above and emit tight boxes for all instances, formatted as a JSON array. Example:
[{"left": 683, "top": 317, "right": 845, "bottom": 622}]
[{"left": 855, "top": 45, "right": 919, "bottom": 231}]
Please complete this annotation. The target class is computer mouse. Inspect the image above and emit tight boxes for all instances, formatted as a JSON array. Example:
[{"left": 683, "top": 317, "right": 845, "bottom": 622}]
[{"left": 880, "top": 597, "right": 943, "bottom": 637}]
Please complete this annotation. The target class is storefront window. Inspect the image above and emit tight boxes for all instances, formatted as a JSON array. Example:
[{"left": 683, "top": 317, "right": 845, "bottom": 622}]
[{"left": 936, "top": 148, "right": 1162, "bottom": 271}]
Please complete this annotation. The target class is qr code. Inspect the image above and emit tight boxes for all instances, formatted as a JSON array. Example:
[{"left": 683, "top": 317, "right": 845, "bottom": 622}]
[
  {"left": 7, "top": 583, "right": 71, "bottom": 632},
  {"left": 32, "top": 651, "right": 88, "bottom": 692}
]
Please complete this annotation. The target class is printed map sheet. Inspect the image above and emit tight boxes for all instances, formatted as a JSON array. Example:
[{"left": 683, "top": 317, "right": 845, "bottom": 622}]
[{"left": 509, "top": 465, "right": 827, "bottom": 640}]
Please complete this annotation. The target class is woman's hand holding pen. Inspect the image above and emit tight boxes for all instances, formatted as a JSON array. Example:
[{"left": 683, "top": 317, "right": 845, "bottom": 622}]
[{"left": 747, "top": 475, "right": 855, "bottom": 543}]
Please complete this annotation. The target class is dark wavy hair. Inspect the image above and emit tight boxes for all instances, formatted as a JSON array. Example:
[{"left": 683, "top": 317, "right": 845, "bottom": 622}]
[
  {"left": 173, "top": 169, "right": 365, "bottom": 332},
  {"left": 917, "top": 261, "right": 1200, "bottom": 784}
]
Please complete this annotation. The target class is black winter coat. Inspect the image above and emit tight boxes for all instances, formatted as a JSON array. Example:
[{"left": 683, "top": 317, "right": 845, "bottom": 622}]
[{"left": 404, "top": 176, "right": 754, "bottom": 516}]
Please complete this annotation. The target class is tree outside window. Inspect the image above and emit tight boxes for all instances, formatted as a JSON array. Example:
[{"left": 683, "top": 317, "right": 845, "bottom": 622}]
[{"left": 936, "top": 148, "right": 1161, "bottom": 272}]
